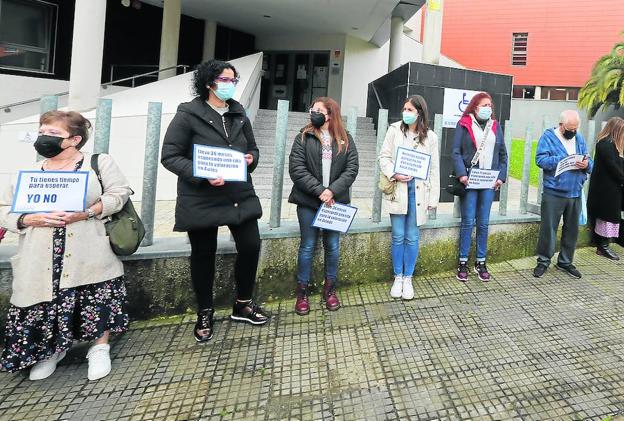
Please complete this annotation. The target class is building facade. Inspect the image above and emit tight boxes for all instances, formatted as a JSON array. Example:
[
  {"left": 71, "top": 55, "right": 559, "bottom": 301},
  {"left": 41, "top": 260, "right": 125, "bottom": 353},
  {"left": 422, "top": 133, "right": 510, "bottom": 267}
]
[{"left": 440, "top": 0, "right": 624, "bottom": 101}]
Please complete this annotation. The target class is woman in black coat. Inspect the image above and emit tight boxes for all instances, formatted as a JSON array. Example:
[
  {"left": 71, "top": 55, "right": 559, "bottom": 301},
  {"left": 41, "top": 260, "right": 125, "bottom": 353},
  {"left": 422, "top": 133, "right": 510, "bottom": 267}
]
[
  {"left": 161, "top": 60, "right": 268, "bottom": 343},
  {"left": 587, "top": 117, "right": 624, "bottom": 260},
  {"left": 288, "top": 97, "right": 359, "bottom": 316}
]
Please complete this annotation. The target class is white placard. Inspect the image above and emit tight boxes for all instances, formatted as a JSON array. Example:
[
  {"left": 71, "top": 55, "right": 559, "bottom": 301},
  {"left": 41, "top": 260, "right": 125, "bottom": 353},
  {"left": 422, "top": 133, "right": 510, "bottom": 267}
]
[
  {"left": 467, "top": 168, "right": 500, "bottom": 189},
  {"left": 393, "top": 147, "right": 431, "bottom": 180},
  {"left": 11, "top": 170, "right": 89, "bottom": 213},
  {"left": 442, "top": 88, "right": 481, "bottom": 128},
  {"left": 311, "top": 203, "right": 358, "bottom": 233},
  {"left": 193, "top": 145, "right": 247, "bottom": 182},
  {"left": 555, "top": 154, "right": 584, "bottom": 177}
]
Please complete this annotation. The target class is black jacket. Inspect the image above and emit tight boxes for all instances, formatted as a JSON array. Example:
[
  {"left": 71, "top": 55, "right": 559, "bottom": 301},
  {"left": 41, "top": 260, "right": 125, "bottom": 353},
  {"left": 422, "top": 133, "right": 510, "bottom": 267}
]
[
  {"left": 161, "top": 97, "right": 262, "bottom": 231},
  {"left": 587, "top": 138, "right": 624, "bottom": 224},
  {"left": 288, "top": 130, "right": 359, "bottom": 209}
]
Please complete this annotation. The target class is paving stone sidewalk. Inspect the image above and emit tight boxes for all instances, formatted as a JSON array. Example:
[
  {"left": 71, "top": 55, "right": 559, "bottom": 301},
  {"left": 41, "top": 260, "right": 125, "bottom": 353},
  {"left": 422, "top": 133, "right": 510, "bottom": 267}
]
[{"left": 2, "top": 248, "right": 624, "bottom": 421}]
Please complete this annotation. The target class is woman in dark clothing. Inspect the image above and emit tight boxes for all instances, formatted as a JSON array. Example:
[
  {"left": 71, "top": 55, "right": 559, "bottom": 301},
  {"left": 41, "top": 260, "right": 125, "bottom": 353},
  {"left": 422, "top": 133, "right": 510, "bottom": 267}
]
[
  {"left": 289, "top": 97, "right": 359, "bottom": 315},
  {"left": 587, "top": 117, "right": 624, "bottom": 260},
  {"left": 451, "top": 92, "right": 508, "bottom": 282},
  {"left": 161, "top": 60, "right": 268, "bottom": 343}
]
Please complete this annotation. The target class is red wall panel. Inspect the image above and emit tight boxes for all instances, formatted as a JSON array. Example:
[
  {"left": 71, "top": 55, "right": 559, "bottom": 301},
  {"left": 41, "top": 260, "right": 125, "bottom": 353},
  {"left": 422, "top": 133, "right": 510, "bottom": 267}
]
[{"left": 440, "top": 0, "right": 624, "bottom": 87}]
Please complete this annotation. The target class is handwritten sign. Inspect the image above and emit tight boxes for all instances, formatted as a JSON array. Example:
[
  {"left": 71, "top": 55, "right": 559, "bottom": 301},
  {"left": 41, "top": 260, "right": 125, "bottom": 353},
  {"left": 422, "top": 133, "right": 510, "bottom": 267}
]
[
  {"left": 555, "top": 154, "right": 584, "bottom": 177},
  {"left": 393, "top": 147, "right": 431, "bottom": 180},
  {"left": 193, "top": 145, "right": 247, "bottom": 182},
  {"left": 311, "top": 203, "right": 358, "bottom": 233},
  {"left": 11, "top": 170, "right": 89, "bottom": 213},
  {"left": 467, "top": 168, "right": 500, "bottom": 189}
]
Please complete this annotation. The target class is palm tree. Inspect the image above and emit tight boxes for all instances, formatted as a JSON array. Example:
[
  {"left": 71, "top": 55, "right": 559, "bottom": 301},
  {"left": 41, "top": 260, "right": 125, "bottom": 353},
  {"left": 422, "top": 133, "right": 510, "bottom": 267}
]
[{"left": 578, "top": 36, "right": 624, "bottom": 117}]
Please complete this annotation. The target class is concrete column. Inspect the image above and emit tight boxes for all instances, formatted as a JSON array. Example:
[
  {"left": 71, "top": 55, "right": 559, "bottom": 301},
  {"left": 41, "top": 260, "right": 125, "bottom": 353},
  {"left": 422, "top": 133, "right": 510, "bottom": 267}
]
[
  {"left": 422, "top": 0, "right": 444, "bottom": 65},
  {"left": 388, "top": 16, "right": 403, "bottom": 72},
  {"left": 202, "top": 20, "right": 217, "bottom": 62},
  {"left": 158, "top": 0, "right": 182, "bottom": 80},
  {"left": 68, "top": 0, "right": 106, "bottom": 111}
]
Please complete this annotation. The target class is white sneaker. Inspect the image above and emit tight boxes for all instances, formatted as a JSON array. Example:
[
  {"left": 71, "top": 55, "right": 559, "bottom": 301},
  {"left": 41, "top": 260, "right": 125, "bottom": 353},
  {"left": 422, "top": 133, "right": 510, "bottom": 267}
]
[
  {"left": 402, "top": 277, "right": 414, "bottom": 300},
  {"left": 87, "top": 343, "right": 111, "bottom": 381},
  {"left": 390, "top": 275, "right": 403, "bottom": 298},
  {"left": 29, "top": 350, "right": 66, "bottom": 381}
]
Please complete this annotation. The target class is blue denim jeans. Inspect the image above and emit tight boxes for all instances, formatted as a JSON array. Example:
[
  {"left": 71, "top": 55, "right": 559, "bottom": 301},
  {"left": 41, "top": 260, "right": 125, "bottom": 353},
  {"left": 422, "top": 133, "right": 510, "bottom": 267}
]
[
  {"left": 296, "top": 205, "right": 341, "bottom": 285},
  {"left": 390, "top": 179, "right": 420, "bottom": 277},
  {"left": 459, "top": 188, "right": 496, "bottom": 261}
]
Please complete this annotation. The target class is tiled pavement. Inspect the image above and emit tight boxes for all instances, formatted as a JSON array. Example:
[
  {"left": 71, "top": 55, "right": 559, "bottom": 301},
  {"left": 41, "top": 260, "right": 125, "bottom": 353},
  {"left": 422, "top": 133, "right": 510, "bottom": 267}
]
[{"left": 2, "top": 247, "right": 624, "bottom": 420}]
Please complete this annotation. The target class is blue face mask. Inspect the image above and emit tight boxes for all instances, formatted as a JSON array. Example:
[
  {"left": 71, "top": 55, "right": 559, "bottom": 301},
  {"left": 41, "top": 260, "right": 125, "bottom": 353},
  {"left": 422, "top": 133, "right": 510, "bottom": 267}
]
[
  {"left": 212, "top": 82, "right": 236, "bottom": 101},
  {"left": 402, "top": 111, "right": 418, "bottom": 125},
  {"left": 477, "top": 106, "right": 492, "bottom": 120}
]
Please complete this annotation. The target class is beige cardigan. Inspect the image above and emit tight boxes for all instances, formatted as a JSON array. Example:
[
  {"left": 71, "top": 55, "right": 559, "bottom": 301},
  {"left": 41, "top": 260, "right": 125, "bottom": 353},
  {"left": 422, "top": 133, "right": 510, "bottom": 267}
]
[
  {"left": 0, "top": 153, "right": 132, "bottom": 307},
  {"left": 378, "top": 122, "right": 440, "bottom": 226}
]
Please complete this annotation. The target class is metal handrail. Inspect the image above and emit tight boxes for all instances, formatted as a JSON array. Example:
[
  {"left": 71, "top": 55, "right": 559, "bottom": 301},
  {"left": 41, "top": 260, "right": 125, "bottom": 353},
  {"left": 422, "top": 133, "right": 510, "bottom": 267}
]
[{"left": 1, "top": 64, "right": 191, "bottom": 112}]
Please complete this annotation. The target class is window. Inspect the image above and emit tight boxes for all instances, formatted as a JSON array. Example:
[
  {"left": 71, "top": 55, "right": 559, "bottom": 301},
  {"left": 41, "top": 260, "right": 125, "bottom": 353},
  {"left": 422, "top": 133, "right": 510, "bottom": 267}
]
[
  {"left": 511, "top": 32, "right": 528, "bottom": 66},
  {"left": 0, "top": 0, "right": 57, "bottom": 73},
  {"left": 512, "top": 86, "right": 535, "bottom": 99},
  {"left": 540, "top": 87, "right": 580, "bottom": 101}
]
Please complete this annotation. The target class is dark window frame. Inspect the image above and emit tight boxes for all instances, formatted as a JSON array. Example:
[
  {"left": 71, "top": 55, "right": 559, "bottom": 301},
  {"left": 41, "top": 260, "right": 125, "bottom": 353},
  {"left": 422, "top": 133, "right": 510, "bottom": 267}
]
[
  {"left": 0, "top": 0, "right": 58, "bottom": 74},
  {"left": 511, "top": 32, "right": 528, "bottom": 67}
]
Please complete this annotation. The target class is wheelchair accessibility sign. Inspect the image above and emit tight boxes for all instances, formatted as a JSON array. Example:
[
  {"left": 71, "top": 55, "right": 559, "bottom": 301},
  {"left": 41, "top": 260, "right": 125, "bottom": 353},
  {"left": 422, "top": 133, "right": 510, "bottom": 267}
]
[{"left": 442, "top": 88, "right": 480, "bottom": 128}]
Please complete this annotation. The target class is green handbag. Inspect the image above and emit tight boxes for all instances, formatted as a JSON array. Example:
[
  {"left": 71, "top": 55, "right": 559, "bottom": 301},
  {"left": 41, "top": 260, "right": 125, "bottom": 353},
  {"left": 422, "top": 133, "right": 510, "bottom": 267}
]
[{"left": 91, "top": 154, "right": 145, "bottom": 256}]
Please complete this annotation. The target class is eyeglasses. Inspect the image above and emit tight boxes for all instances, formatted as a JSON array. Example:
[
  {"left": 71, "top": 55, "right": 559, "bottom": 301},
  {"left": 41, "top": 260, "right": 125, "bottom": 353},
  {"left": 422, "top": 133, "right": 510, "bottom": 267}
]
[
  {"left": 215, "top": 76, "right": 240, "bottom": 85},
  {"left": 309, "top": 108, "right": 328, "bottom": 116}
]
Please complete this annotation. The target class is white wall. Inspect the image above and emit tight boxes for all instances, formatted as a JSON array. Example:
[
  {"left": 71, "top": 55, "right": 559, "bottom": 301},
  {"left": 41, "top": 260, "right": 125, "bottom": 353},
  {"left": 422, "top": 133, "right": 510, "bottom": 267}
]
[
  {"left": 255, "top": 33, "right": 347, "bottom": 105},
  {"left": 0, "top": 75, "right": 69, "bottom": 124}
]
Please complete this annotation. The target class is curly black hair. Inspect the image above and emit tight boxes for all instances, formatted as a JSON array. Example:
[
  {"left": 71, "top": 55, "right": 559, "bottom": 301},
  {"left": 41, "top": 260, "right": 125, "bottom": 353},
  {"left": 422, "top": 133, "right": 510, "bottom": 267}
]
[{"left": 192, "top": 60, "right": 239, "bottom": 101}]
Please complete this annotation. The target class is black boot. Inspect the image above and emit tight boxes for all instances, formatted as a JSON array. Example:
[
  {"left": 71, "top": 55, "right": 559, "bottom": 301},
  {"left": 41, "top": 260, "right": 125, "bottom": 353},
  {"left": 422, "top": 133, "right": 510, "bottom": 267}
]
[
  {"left": 194, "top": 308, "right": 215, "bottom": 343},
  {"left": 596, "top": 235, "right": 620, "bottom": 261}
]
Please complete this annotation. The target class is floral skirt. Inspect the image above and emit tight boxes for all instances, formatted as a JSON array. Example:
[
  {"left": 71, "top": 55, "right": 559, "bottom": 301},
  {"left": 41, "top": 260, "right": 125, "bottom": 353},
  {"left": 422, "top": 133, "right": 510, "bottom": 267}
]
[
  {"left": 595, "top": 218, "right": 620, "bottom": 239},
  {"left": 1, "top": 227, "right": 129, "bottom": 372}
]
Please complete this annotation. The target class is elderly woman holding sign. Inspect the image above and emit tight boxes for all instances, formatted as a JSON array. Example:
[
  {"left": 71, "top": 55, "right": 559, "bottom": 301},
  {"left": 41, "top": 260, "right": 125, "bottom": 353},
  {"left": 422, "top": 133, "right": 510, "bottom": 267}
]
[
  {"left": 379, "top": 95, "right": 439, "bottom": 300},
  {"left": 161, "top": 59, "right": 268, "bottom": 343},
  {"left": 0, "top": 111, "right": 132, "bottom": 381},
  {"left": 451, "top": 92, "right": 508, "bottom": 282},
  {"left": 288, "top": 97, "right": 359, "bottom": 316}
]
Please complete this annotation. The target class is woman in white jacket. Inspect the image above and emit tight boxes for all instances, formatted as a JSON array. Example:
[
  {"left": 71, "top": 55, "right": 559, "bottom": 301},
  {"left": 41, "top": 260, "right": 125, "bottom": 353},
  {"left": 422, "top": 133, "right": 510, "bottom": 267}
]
[{"left": 378, "top": 95, "right": 440, "bottom": 300}]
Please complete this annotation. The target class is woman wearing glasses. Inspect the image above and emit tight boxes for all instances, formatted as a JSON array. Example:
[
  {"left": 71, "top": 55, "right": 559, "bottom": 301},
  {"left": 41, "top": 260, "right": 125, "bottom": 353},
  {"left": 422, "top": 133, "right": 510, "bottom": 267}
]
[
  {"left": 161, "top": 60, "right": 268, "bottom": 343},
  {"left": 288, "top": 97, "right": 359, "bottom": 315}
]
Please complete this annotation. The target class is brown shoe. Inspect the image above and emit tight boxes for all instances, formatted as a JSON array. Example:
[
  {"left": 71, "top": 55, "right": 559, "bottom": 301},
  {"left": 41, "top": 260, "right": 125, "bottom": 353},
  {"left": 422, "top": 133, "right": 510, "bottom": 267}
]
[
  {"left": 322, "top": 279, "right": 341, "bottom": 311},
  {"left": 295, "top": 283, "right": 310, "bottom": 315}
]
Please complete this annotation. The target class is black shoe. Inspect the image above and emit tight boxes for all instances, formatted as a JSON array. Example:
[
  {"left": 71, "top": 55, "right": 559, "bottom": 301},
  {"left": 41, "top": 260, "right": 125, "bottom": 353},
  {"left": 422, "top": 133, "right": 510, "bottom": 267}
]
[
  {"left": 597, "top": 245, "right": 620, "bottom": 261},
  {"left": 231, "top": 300, "right": 269, "bottom": 325},
  {"left": 555, "top": 263, "right": 582, "bottom": 279},
  {"left": 194, "top": 308, "right": 214, "bottom": 343},
  {"left": 533, "top": 264, "right": 547, "bottom": 278}
]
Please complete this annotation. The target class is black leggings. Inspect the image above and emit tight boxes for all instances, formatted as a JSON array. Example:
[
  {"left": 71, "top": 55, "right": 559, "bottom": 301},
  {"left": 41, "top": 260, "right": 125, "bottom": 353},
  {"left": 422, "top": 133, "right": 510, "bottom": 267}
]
[{"left": 187, "top": 218, "right": 261, "bottom": 310}]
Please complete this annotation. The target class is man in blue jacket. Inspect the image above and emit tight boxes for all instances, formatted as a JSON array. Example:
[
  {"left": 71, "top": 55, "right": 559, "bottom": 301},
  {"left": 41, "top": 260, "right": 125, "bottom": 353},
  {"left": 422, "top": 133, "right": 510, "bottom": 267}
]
[{"left": 533, "top": 110, "right": 593, "bottom": 279}]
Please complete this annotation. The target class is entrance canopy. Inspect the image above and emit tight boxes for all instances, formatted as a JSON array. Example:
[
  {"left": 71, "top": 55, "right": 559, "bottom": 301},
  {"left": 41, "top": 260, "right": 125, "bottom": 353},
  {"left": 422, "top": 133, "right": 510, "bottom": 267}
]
[{"left": 140, "top": 0, "right": 424, "bottom": 43}]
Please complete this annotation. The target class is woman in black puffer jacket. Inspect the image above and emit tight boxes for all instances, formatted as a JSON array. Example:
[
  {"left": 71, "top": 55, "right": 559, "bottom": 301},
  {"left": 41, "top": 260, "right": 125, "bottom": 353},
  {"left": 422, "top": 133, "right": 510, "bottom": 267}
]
[
  {"left": 161, "top": 60, "right": 268, "bottom": 343},
  {"left": 288, "top": 97, "right": 359, "bottom": 316}
]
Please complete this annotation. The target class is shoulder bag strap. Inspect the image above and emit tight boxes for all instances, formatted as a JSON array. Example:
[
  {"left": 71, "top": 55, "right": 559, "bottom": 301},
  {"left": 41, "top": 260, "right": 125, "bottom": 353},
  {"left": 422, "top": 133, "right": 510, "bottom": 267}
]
[
  {"left": 470, "top": 119, "right": 494, "bottom": 168},
  {"left": 91, "top": 153, "right": 104, "bottom": 193}
]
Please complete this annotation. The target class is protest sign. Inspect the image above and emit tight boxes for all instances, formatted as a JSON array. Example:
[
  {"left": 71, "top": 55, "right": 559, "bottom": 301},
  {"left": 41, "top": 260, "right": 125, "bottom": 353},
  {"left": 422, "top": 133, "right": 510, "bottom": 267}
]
[
  {"left": 393, "top": 147, "right": 431, "bottom": 180},
  {"left": 311, "top": 203, "right": 358, "bottom": 233},
  {"left": 11, "top": 170, "right": 89, "bottom": 213},
  {"left": 467, "top": 168, "right": 500, "bottom": 189},
  {"left": 193, "top": 145, "right": 247, "bottom": 182},
  {"left": 555, "top": 154, "right": 584, "bottom": 177}
]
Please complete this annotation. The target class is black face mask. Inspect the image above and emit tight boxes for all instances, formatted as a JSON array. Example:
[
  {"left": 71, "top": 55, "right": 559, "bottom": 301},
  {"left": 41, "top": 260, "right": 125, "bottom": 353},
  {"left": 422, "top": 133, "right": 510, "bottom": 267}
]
[
  {"left": 310, "top": 111, "right": 326, "bottom": 128},
  {"left": 34, "top": 135, "right": 65, "bottom": 158},
  {"left": 563, "top": 129, "right": 576, "bottom": 140}
]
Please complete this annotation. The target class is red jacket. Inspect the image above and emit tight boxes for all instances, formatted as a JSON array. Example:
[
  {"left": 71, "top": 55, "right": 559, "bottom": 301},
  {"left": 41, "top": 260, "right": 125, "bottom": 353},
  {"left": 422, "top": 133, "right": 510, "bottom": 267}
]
[{"left": 458, "top": 115, "right": 499, "bottom": 149}]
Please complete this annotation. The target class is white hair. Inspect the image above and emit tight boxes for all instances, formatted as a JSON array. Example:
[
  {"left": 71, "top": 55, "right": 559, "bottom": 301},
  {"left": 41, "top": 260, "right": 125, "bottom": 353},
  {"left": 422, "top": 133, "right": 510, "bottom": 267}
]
[{"left": 559, "top": 110, "right": 581, "bottom": 126}]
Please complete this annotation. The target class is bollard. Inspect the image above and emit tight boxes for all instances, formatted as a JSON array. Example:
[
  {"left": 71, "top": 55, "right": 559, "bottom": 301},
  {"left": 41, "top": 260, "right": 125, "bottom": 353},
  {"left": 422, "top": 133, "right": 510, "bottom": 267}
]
[
  {"left": 269, "top": 100, "right": 289, "bottom": 228},
  {"left": 583, "top": 119, "right": 596, "bottom": 196},
  {"left": 140, "top": 102, "right": 162, "bottom": 247},
  {"left": 93, "top": 98, "right": 113, "bottom": 154},
  {"left": 428, "top": 114, "right": 443, "bottom": 220},
  {"left": 519, "top": 122, "right": 533, "bottom": 214},
  {"left": 38, "top": 95, "right": 59, "bottom": 160},
  {"left": 498, "top": 120, "right": 512, "bottom": 216},
  {"left": 536, "top": 116, "right": 550, "bottom": 204},
  {"left": 347, "top": 107, "right": 358, "bottom": 138},
  {"left": 372, "top": 109, "right": 389, "bottom": 223}
]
